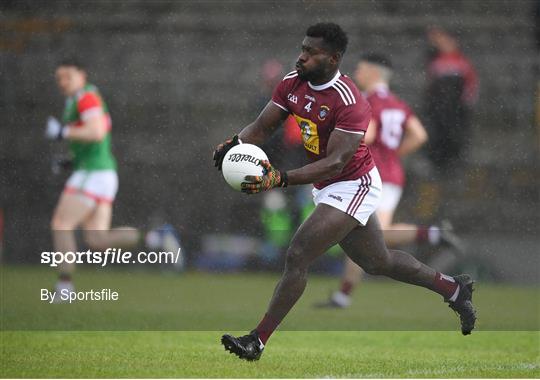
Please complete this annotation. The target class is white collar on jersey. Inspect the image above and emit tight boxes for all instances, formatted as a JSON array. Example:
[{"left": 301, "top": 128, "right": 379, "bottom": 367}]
[
  {"left": 308, "top": 70, "right": 342, "bottom": 91},
  {"left": 373, "top": 82, "right": 389, "bottom": 93},
  {"left": 370, "top": 82, "right": 389, "bottom": 97}
]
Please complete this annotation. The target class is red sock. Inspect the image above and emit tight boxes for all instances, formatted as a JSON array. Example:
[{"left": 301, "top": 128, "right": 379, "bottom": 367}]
[
  {"left": 340, "top": 280, "right": 354, "bottom": 296},
  {"left": 416, "top": 226, "right": 429, "bottom": 243},
  {"left": 432, "top": 272, "right": 459, "bottom": 300},
  {"left": 255, "top": 314, "right": 280, "bottom": 345}
]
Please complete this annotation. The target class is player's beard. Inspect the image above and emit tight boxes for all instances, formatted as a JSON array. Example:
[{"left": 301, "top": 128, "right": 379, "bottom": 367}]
[
  {"left": 297, "top": 64, "right": 328, "bottom": 84},
  {"left": 296, "top": 66, "right": 309, "bottom": 81}
]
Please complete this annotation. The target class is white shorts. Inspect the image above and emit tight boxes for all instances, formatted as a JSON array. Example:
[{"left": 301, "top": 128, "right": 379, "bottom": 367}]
[
  {"left": 312, "top": 167, "right": 382, "bottom": 226},
  {"left": 64, "top": 170, "right": 118, "bottom": 205},
  {"left": 378, "top": 182, "right": 403, "bottom": 213}
]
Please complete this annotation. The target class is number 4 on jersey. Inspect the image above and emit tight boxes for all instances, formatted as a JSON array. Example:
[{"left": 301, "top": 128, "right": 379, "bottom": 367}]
[{"left": 304, "top": 101, "right": 312, "bottom": 113}]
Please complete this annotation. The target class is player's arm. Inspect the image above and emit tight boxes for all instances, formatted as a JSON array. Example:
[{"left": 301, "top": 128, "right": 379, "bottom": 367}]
[
  {"left": 64, "top": 113, "right": 107, "bottom": 142},
  {"left": 238, "top": 101, "right": 289, "bottom": 145},
  {"left": 45, "top": 92, "right": 108, "bottom": 142},
  {"left": 287, "top": 130, "right": 362, "bottom": 185},
  {"left": 397, "top": 115, "right": 428, "bottom": 157},
  {"left": 45, "top": 113, "right": 107, "bottom": 142},
  {"left": 363, "top": 119, "right": 377, "bottom": 145},
  {"left": 213, "top": 101, "right": 288, "bottom": 170},
  {"left": 242, "top": 129, "right": 363, "bottom": 193}
]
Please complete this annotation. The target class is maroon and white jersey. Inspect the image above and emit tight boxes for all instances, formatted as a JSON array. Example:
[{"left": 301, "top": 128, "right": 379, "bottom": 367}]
[
  {"left": 367, "top": 84, "right": 414, "bottom": 187},
  {"left": 272, "top": 70, "right": 374, "bottom": 189}
]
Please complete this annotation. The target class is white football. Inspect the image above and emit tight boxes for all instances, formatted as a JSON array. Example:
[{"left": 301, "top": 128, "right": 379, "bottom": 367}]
[{"left": 222, "top": 143, "right": 268, "bottom": 191}]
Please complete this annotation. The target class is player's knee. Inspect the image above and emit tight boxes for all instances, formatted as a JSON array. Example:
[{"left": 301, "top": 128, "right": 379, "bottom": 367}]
[
  {"left": 51, "top": 215, "right": 76, "bottom": 230},
  {"left": 284, "top": 245, "right": 309, "bottom": 271},
  {"left": 83, "top": 231, "right": 105, "bottom": 250},
  {"left": 362, "top": 255, "right": 392, "bottom": 276}
]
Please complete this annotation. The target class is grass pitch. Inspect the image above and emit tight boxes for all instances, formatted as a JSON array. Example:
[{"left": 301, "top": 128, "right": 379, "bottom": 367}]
[{"left": 1, "top": 266, "right": 539, "bottom": 378}]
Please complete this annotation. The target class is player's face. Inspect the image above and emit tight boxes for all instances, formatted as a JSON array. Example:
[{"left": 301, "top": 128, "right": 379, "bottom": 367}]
[
  {"left": 354, "top": 62, "right": 380, "bottom": 90},
  {"left": 354, "top": 62, "right": 370, "bottom": 90},
  {"left": 296, "top": 37, "right": 336, "bottom": 83},
  {"left": 55, "top": 66, "right": 86, "bottom": 96}
]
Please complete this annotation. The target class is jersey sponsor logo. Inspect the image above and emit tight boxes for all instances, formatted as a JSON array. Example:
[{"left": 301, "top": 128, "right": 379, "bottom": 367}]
[
  {"left": 293, "top": 113, "right": 319, "bottom": 155},
  {"left": 318, "top": 105, "right": 330, "bottom": 121},
  {"left": 287, "top": 93, "right": 298, "bottom": 104},
  {"left": 304, "top": 94, "right": 316, "bottom": 102}
]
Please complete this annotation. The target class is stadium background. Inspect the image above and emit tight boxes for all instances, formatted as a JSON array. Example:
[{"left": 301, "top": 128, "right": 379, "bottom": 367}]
[
  {"left": 1, "top": 0, "right": 539, "bottom": 284},
  {"left": 1, "top": 1, "right": 539, "bottom": 377}
]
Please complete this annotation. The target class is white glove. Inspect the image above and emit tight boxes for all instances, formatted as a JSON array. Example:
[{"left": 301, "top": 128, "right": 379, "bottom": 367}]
[{"left": 45, "top": 116, "right": 67, "bottom": 140}]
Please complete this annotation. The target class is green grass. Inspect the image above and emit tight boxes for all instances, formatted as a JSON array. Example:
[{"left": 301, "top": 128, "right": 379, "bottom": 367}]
[
  {"left": 1, "top": 331, "right": 539, "bottom": 378},
  {"left": 1, "top": 266, "right": 539, "bottom": 377}
]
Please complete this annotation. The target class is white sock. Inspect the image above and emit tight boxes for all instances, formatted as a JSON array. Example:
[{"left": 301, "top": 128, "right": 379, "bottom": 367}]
[
  {"left": 428, "top": 226, "right": 441, "bottom": 245},
  {"left": 331, "top": 291, "right": 351, "bottom": 307},
  {"left": 55, "top": 280, "right": 74, "bottom": 293},
  {"left": 145, "top": 230, "right": 161, "bottom": 249}
]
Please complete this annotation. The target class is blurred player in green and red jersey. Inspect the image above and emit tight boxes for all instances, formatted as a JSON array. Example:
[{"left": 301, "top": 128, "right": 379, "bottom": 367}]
[
  {"left": 46, "top": 59, "right": 181, "bottom": 295},
  {"left": 317, "top": 53, "right": 466, "bottom": 309}
]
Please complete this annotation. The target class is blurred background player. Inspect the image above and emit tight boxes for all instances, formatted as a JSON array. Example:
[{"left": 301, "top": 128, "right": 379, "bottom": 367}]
[
  {"left": 318, "top": 53, "right": 466, "bottom": 308},
  {"left": 46, "top": 58, "right": 181, "bottom": 295},
  {"left": 425, "top": 26, "right": 478, "bottom": 171}
]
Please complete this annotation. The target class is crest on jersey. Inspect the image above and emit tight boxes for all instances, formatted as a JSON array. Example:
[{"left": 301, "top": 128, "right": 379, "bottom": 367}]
[{"left": 318, "top": 105, "right": 330, "bottom": 121}]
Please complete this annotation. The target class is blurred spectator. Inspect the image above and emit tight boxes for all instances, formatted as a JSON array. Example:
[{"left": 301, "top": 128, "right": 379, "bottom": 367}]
[
  {"left": 424, "top": 26, "right": 478, "bottom": 171},
  {"left": 259, "top": 190, "right": 293, "bottom": 265}
]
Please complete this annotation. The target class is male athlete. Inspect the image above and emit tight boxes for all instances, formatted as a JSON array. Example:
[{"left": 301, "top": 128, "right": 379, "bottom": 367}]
[
  {"left": 318, "top": 53, "right": 466, "bottom": 309},
  {"left": 213, "top": 23, "right": 476, "bottom": 361},
  {"left": 46, "top": 59, "right": 181, "bottom": 295}
]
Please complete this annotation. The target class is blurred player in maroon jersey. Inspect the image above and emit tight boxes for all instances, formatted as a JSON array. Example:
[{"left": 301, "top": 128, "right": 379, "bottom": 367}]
[
  {"left": 317, "top": 53, "right": 466, "bottom": 309},
  {"left": 213, "top": 23, "right": 476, "bottom": 361}
]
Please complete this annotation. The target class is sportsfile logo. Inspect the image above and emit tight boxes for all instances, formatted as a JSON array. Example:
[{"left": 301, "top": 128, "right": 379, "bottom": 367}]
[
  {"left": 40, "top": 248, "right": 182, "bottom": 267},
  {"left": 227, "top": 153, "right": 261, "bottom": 165}
]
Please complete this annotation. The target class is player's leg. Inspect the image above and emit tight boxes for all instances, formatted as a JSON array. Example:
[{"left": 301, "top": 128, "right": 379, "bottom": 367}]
[
  {"left": 50, "top": 190, "right": 95, "bottom": 291},
  {"left": 82, "top": 202, "right": 140, "bottom": 250},
  {"left": 74, "top": 170, "right": 137, "bottom": 250},
  {"left": 263, "top": 203, "right": 357, "bottom": 331},
  {"left": 340, "top": 213, "right": 476, "bottom": 334},
  {"left": 222, "top": 203, "right": 358, "bottom": 360},
  {"left": 376, "top": 183, "right": 416, "bottom": 247},
  {"left": 341, "top": 214, "right": 436, "bottom": 287},
  {"left": 81, "top": 170, "right": 182, "bottom": 261},
  {"left": 318, "top": 185, "right": 397, "bottom": 308},
  {"left": 379, "top": 183, "right": 465, "bottom": 253},
  {"left": 400, "top": 221, "right": 465, "bottom": 253}
]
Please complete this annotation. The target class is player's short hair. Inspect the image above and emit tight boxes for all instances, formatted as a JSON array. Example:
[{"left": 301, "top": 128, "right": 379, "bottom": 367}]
[
  {"left": 57, "top": 57, "right": 86, "bottom": 71},
  {"left": 360, "top": 53, "right": 393, "bottom": 70},
  {"left": 306, "top": 22, "right": 348, "bottom": 56},
  {"left": 361, "top": 53, "right": 393, "bottom": 82}
]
